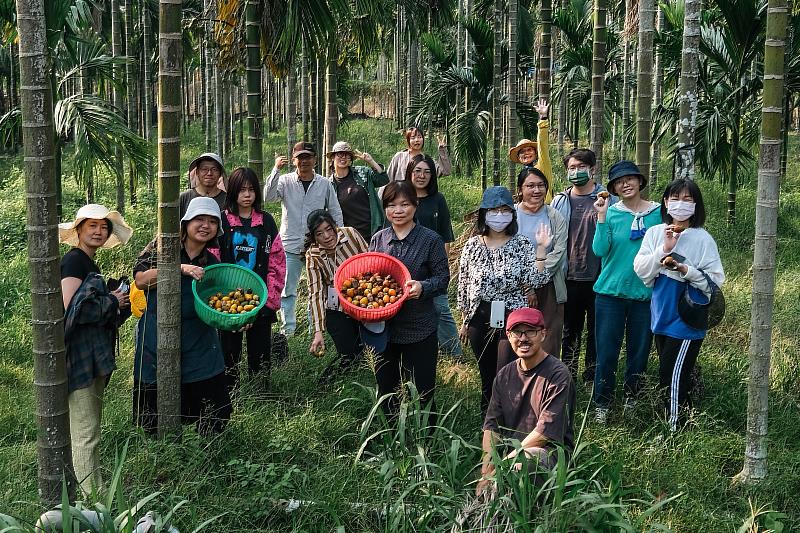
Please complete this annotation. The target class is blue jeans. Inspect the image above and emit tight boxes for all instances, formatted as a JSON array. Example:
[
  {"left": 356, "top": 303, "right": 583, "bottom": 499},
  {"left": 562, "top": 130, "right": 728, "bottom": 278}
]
[
  {"left": 434, "top": 293, "right": 463, "bottom": 357},
  {"left": 592, "top": 294, "right": 653, "bottom": 408},
  {"left": 280, "top": 251, "right": 304, "bottom": 336}
]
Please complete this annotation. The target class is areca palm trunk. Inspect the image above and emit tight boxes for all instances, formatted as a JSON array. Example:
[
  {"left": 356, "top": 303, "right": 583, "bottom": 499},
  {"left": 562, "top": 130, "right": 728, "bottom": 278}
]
[
  {"left": 301, "top": 40, "right": 309, "bottom": 141},
  {"left": 111, "top": 0, "right": 125, "bottom": 212},
  {"left": 156, "top": 0, "right": 183, "bottom": 437},
  {"left": 620, "top": 0, "right": 633, "bottom": 158},
  {"left": 675, "top": 0, "right": 700, "bottom": 180},
  {"left": 204, "top": 9, "right": 214, "bottom": 150},
  {"left": 215, "top": 68, "right": 224, "bottom": 156},
  {"left": 124, "top": 0, "right": 138, "bottom": 204},
  {"left": 590, "top": 0, "right": 607, "bottom": 170},
  {"left": 492, "top": 0, "right": 502, "bottom": 185},
  {"left": 142, "top": 0, "right": 152, "bottom": 141},
  {"left": 635, "top": 0, "right": 656, "bottom": 185},
  {"left": 557, "top": 0, "right": 569, "bottom": 154},
  {"left": 245, "top": 0, "right": 263, "bottom": 178},
  {"left": 17, "top": 0, "right": 75, "bottom": 505},
  {"left": 315, "top": 58, "right": 324, "bottom": 156},
  {"left": 538, "top": 0, "right": 552, "bottom": 100},
  {"left": 325, "top": 45, "right": 338, "bottom": 174},
  {"left": 650, "top": 6, "right": 664, "bottom": 186},
  {"left": 286, "top": 64, "right": 297, "bottom": 159},
  {"left": 735, "top": 0, "right": 788, "bottom": 485},
  {"left": 507, "top": 0, "right": 518, "bottom": 189}
]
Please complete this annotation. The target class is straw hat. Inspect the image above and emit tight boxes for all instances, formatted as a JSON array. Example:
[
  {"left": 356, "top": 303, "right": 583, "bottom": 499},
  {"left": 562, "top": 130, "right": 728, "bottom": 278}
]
[
  {"left": 508, "top": 139, "right": 539, "bottom": 164},
  {"left": 58, "top": 204, "right": 133, "bottom": 248}
]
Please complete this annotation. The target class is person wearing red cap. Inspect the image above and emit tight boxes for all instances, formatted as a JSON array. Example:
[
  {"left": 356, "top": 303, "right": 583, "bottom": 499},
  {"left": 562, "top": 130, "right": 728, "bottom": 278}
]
[{"left": 476, "top": 307, "right": 576, "bottom": 496}]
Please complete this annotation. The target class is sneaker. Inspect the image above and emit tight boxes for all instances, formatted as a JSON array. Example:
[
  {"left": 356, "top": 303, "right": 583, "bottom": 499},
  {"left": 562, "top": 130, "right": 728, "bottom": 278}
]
[
  {"left": 623, "top": 396, "right": 637, "bottom": 415},
  {"left": 594, "top": 407, "right": 610, "bottom": 425}
]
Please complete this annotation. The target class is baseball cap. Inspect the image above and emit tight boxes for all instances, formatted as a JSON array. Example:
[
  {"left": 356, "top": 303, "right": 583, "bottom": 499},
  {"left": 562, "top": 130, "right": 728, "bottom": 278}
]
[
  {"left": 292, "top": 141, "right": 316, "bottom": 158},
  {"left": 505, "top": 308, "right": 545, "bottom": 332}
]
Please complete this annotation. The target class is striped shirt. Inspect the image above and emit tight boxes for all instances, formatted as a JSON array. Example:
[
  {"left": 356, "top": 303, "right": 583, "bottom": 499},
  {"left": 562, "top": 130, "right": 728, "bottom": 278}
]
[{"left": 306, "top": 226, "right": 368, "bottom": 333}]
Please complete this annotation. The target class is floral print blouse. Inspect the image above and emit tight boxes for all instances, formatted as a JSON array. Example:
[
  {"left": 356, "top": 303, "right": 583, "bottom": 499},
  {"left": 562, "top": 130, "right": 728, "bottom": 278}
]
[{"left": 457, "top": 234, "right": 550, "bottom": 323}]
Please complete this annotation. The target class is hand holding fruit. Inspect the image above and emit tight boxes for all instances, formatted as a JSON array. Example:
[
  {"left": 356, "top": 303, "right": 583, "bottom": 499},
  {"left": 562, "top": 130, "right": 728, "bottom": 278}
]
[
  {"left": 181, "top": 264, "right": 205, "bottom": 281},
  {"left": 310, "top": 332, "right": 326, "bottom": 357}
]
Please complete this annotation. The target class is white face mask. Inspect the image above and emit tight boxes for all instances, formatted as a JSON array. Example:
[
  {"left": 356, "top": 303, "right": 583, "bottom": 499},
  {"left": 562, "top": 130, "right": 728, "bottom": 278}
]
[
  {"left": 667, "top": 200, "right": 696, "bottom": 222},
  {"left": 486, "top": 211, "right": 514, "bottom": 232}
]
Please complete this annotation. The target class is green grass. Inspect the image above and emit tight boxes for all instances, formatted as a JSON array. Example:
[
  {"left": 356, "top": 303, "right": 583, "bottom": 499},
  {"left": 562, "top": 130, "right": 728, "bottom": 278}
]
[{"left": 0, "top": 119, "right": 798, "bottom": 531}]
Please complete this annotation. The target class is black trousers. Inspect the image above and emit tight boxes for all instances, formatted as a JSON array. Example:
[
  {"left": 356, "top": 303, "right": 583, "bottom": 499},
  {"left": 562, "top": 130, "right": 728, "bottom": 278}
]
[
  {"left": 561, "top": 280, "right": 597, "bottom": 383},
  {"left": 133, "top": 372, "right": 232, "bottom": 436},
  {"left": 325, "top": 309, "right": 363, "bottom": 360},
  {"left": 467, "top": 302, "right": 515, "bottom": 415},
  {"left": 655, "top": 334, "right": 703, "bottom": 431},
  {"left": 374, "top": 331, "right": 438, "bottom": 425},
  {"left": 220, "top": 308, "right": 276, "bottom": 393}
]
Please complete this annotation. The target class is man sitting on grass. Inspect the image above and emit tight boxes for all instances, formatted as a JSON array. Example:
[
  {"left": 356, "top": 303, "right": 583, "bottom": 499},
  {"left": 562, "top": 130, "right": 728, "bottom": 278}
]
[{"left": 476, "top": 308, "right": 576, "bottom": 496}]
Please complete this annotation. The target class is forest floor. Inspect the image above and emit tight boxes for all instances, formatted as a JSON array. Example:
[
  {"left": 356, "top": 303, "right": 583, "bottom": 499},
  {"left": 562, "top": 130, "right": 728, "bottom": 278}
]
[{"left": 0, "top": 119, "right": 798, "bottom": 531}]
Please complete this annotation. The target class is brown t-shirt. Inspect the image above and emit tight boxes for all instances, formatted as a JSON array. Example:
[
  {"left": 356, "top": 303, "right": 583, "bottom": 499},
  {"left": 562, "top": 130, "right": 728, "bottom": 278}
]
[
  {"left": 566, "top": 192, "right": 601, "bottom": 281},
  {"left": 483, "top": 355, "right": 576, "bottom": 452}
]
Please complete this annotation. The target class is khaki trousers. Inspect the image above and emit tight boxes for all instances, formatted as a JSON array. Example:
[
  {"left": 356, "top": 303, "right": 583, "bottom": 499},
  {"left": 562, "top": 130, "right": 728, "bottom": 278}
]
[{"left": 68, "top": 377, "right": 106, "bottom": 494}]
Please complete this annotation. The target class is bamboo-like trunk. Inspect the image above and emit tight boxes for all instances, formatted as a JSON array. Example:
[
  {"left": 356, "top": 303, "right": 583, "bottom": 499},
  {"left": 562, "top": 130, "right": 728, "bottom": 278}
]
[
  {"left": 590, "top": 0, "right": 607, "bottom": 171},
  {"left": 538, "top": 0, "right": 552, "bottom": 101},
  {"left": 124, "top": 0, "right": 138, "bottom": 205},
  {"left": 245, "top": 0, "right": 263, "bottom": 178},
  {"left": 156, "top": 0, "right": 183, "bottom": 438},
  {"left": 286, "top": 64, "right": 297, "bottom": 159},
  {"left": 237, "top": 79, "right": 244, "bottom": 146},
  {"left": 111, "top": 0, "right": 125, "bottom": 212},
  {"left": 675, "top": 0, "right": 700, "bottom": 179},
  {"left": 301, "top": 40, "right": 309, "bottom": 141},
  {"left": 635, "top": 0, "right": 655, "bottom": 183},
  {"left": 735, "top": 0, "right": 787, "bottom": 485},
  {"left": 142, "top": 0, "right": 152, "bottom": 141},
  {"left": 492, "top": 0, "right": 502, "bottom": 185},
  {"left": 214, "top": 69, "right": 224, "bottom": 156},
  {"left": 200, "top": 41, "right": 208, "bottom": 140},
  {"left": 407, "top": 35, "right": 418, "bottom": 120},
  {"left": 17, "top": 0, "right": 75, "bottom": 505},
  {"left": 310, "top": 57, "right": 319, "bottom": 150},
  {"left": 203, "top": 7, "right": 214, "bottom": 150},
  {"left": 556, "top": 0, "right": 568, "bottom": 154},
  {"left": 315, "top": 58, "right": 324, "bottom": 158},
  {"left": 650, "top": 5, "right": 664, "bottom": 186},
  {"left": 620, "top": 0, "right": 633, "bottom": 158},
  {"left": 507, "top": 0, "right": 518, "bottom": 189},
  {"left": 324, "top": 46, "right": 338, "bottom": 174}
]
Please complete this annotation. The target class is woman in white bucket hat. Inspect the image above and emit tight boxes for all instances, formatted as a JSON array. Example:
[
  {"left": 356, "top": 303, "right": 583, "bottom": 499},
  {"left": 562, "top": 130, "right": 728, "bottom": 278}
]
[{"left": 59, "top": 203, "right": 133, "bottom": 495}]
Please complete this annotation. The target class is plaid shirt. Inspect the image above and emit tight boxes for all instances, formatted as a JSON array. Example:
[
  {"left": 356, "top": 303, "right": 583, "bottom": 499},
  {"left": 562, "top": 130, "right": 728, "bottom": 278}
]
[{"left": 63, "top": 272, "right": 120, "bottom": 393}]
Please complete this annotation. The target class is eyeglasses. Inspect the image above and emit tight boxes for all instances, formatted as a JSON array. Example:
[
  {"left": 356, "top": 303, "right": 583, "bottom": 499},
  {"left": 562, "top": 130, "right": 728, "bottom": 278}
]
[
  {"left": 524, "top": 183, "right": 547, "bottom": 190},
  {"left": 198, "top": 166, "right": 221, "bottom": 174},
  {"left": 413, "top": 169, "right": 432, "bottom": 176},
  {"left": 487, "top": 208, "right": 512, "bottom": 215},
  {"left": 507, "top": 328, "right": 542, "bottom": 340}
]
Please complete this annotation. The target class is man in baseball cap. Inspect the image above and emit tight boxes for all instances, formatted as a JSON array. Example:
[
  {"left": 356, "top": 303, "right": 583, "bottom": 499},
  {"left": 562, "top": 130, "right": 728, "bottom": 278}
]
[{"left": 476, "top": 307, "right": 576, "bottom": 496}]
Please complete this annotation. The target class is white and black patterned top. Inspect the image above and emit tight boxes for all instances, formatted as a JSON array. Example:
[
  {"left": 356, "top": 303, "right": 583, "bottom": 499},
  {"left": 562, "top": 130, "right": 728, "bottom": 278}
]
[{"left": 457, "top": 234, "right": 550, "bottom": 324}]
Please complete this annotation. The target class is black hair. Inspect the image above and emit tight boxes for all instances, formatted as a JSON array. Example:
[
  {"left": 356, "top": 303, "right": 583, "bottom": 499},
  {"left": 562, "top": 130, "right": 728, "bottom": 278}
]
[
  {"left": 224, "top": 167, "right": 263, "bottom": 215},
  {"left": 304, "top": 209, "right": 338, "bottom": 250},
  {"left": 404, "top": 127, "right": 425, "bottom": 148},
  {"left": 516, "top": 166, "right": 550, "bottom": 193},
  {"left": 660, "top": 178, "right": 706, "bottom": 228},
  {"left": 475, "top": 207, "right": 519, "bottom": 236},
  {"left": 381, "top": 180, "right": 419, "bottom": 209},
  {"left": 405, "top": 153, "right": 439, "bottom": 195},
  {"left": 562, "top": 148, "right": 597, "bottom": 169}
]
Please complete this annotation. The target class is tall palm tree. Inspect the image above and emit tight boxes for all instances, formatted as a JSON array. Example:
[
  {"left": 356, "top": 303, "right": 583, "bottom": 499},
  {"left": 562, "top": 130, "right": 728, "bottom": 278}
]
[
  {"left": 16, "top": 0, "right": 74, "bottom": 505},
  {"left": 142, "top": 0, "right": 153, "bottom": 142},
  {"left": 492, "top": 0, "right": 502, "bottom": 185},
  {"left": 675, "top": 0, "right": 701, "bottom": 180},
  {"left": 245, "top": 0, "right": 263, "bottom": 178},
  {"left": 111, "top": 0, "right": 125, "bottom": 212},
  {"left": 590, "top": 0, "right": 607, "bottom": 169},
  {"left": 650, "top": 5, "right": 665, "bottom": 187},
  {"left": 507, "top": 0, "right": 518, "bottom": 189},
  {"left": 157, "top": 0, "right": 183, "bottom": 437},
  {"left": 735, "top": 0, "right": 788, "bottom": 486},
  {"left": 124, "top": 0, "right": 139, "bottom": 204},
  {"left": 538, "top": 0, "right": 553, "bottom": 101},
  {"left": 635, "top": 0, "right": 656, "bottom": 184},
  {"left": 324, "top": 44, "right": 337, "bottom": 173}
]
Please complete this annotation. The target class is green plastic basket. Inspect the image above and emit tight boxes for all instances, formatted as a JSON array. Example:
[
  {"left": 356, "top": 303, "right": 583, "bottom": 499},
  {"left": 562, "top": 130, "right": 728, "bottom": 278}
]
[{"left": 192, "top": 263, "right": 268, "bottom": 331}]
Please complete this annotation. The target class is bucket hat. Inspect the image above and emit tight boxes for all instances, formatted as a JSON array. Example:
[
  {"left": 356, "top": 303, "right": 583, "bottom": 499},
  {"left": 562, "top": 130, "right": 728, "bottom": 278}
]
[
  {"left": 58, "top": 204, "right": 133, "bottom": 248},
  {"left": 325, "top": 141, "right": 356, "bottom": 159},
  {"left": 181, "top": 197, "right": 223, "bottom": 237},
  {"left": 479, "top": 186, "right": 515, "bottom": 210},
  {"left": 606, "top": 160, "right": 646, "bottom": 195},
  {"left": 188, "top": 152, "right": 227, "bottom": 191}
]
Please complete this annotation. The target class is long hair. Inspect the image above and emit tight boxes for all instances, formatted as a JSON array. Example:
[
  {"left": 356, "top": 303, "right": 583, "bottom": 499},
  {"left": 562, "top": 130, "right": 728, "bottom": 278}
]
[
  {"left": 224, "top": 167, "right": 263, "bottom": 215},
  {"left": 404, "top": 153, "right": 439, "bottom": 195}
]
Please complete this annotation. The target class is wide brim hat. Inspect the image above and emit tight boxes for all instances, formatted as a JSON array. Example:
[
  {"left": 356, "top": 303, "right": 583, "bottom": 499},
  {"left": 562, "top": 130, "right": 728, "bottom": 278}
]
[
  {"left": 188, "top": 152, "right": 227, "bottom": 177},
  {"left": 58, "top": 204, "right": 133, "bottom": 249},
  {"left": 325, "top": 141, "right": 356, "bottom": 159},
  {"left": 606, "top": 160, "right": 646, "bottom": 195},
  {"left": 181, "top": 196, "right": 224, "bottom": 237},
  {"left": 508, "top": 139, "right": 538, "bottom": 164}
]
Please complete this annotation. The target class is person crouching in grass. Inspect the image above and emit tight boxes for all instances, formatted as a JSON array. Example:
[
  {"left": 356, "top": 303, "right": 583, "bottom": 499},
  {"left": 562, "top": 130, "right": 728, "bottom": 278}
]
[{"left": 476, "top": 308, "right": 576, "bottom": 497}]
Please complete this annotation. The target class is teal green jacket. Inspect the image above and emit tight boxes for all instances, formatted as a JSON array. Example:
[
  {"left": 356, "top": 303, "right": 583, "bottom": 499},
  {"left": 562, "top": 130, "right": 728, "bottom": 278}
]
[
  {"left": 591, "top": 202, "right": 661, "bottom": 301},
  {"left": 342, "top": 165, "right": 389, "bottom": 236}
]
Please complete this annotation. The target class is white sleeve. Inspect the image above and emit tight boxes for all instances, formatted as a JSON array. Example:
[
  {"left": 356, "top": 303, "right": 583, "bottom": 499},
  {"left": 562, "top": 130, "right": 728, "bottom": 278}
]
[
  {"left": 263, "top": 167, "right": 282, "bottom": 201},
  {"left": 633, "top": 227, "right": 665, "bottom": 288},
  {"left": 680, "top": 232, "right": 725, "bottom": 296}
]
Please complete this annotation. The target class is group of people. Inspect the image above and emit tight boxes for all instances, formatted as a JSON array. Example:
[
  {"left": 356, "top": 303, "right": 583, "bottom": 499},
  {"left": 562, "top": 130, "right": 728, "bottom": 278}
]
[{"left": 58, "top": 109, "right": 724, "bottom": 497}]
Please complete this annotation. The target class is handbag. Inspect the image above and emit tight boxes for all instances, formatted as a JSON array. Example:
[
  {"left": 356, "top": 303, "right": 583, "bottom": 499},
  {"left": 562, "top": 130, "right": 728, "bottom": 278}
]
[{"left": 677, "top": 270, "right": 725, "bottom": 330}]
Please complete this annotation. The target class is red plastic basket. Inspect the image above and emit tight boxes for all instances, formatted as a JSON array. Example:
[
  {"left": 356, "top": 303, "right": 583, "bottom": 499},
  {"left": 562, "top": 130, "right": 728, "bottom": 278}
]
[{"left": 334, "top": 252, "right": 412, "bottom": 323}]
